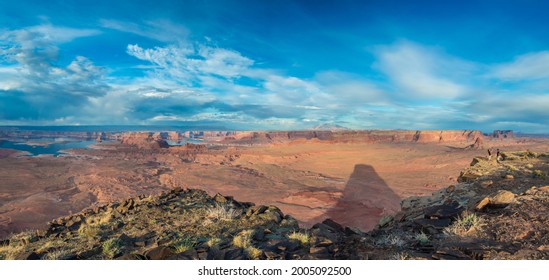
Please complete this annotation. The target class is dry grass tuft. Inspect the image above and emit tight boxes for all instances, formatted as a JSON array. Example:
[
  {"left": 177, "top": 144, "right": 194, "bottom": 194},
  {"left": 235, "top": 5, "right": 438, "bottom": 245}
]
[
  {"left": 172, "top": 237, "right": 197, "bottom": 254},
  {"left": 288, "top": 231, "right": 311, "bottom": 246},
  {"left": 102, "top": 238, "right": 122, "bottom": 259},
  {"left": 207, "top": 204, "right": 241, "bottom": 220},
  {"left": 233, "top": 230, "right": 261, "bottom": 259},
  {"left": 444, "top": 211, "right": 484, "bottom": 237},
  {"left": 414, "top": 232, "right": 429, "bottom": 244}
]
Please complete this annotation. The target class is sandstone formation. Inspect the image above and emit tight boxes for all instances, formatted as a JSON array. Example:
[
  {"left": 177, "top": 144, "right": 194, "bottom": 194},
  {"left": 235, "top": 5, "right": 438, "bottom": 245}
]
[
  {"left": 120, "top": 132, "right": 169, "bottom": 149},
  {"left": 220, "top": 130, "right": 485, "bottom": 145},
  {"left": 492, "top": 130, "right": 514, "bottom": 139}
]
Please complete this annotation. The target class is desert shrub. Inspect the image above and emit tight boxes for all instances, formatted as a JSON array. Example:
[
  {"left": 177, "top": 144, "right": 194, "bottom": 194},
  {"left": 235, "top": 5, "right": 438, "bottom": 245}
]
[
  {"left": 233, "top": 230, "right": 254, "bottom": 248},
  {"left": 0, "top": 245, "right": 20, "bottom": 260},
  {"left": 245, "top": 246, "right": 262, "bottom": 260},
  {"left": 414, "top": 232, "right": 429, "bottom": 244},
  {"left": 375, "top": 233, "right": 406, "bottom": 248},
  {"left": 533, "top": 170, "right": 546, "bottom": 179},
  {"left": 41, "top": 248, "right": 71, "bottom": 260},
  {"left": 288, "top": 231, "right": 311, "bottom": 246},
  {"left": 391, "top": 252, "right": 410, "bottom": 260},
  {"left": 171, "top": 237, "right": 197, "bottom": 254},
  {"left": 207, "top": 204, "right": 241, "bottom": 220},
  {"left": 207, "top": 237, "right": 222, "bottom": 248},
  {"left": 78, "top": 225, "right": 101, "bottom": 239},
  {"left": 233, "top": 230, "right": 261, "bottom": 259},
  {"left": 102, "top": 238, "right": 122, "bottom": 259},
  {"left": 444, "top": 211, "right": 484, "bottom": 236}
]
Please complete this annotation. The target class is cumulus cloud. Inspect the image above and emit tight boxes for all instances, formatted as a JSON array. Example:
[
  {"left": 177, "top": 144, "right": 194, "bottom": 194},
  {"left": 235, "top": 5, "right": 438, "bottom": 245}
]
[
  {"left": 0, "top": 24, "right": 107, "bottom": 122},
  {"left": 2, "top": 21, "right": 549, "bottom": 132}
]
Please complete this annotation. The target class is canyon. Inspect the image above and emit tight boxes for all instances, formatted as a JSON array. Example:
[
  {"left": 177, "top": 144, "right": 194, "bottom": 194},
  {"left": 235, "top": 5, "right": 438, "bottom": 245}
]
[{"left": 0, "top": 128, "right": 543, "bottom": 240}]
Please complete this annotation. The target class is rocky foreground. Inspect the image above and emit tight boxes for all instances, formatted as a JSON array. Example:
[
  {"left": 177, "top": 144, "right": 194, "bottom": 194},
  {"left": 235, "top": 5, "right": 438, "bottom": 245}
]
[{"left": 0, "top": 151, "right": 548, "bottom": 260}]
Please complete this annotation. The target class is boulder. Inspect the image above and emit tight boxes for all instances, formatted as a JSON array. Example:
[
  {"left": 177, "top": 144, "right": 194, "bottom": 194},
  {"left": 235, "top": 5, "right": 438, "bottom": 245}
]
[
  {"left": 480, "top": 180, "right": 493, "bottom": 188},
  {"left": 414, "top": 218, "right": 452, "bottom": 229},
  {"left": 424, "top": 201, "right": 463, "bottom": 220},
  {"left": 144, "top": 246, "right": 174, "bottom": 260},
  {"left": 458, "top": 171, "right": 483, "bottom": 182},
  {"left": 475, "top": 197, "right": 491, "bottom": 211},
  {"left": 475, "top": 190, "right": 515, "bottom": 210},
  {"left": 490, "top": 190, "right": 515, "bottom": 206}
]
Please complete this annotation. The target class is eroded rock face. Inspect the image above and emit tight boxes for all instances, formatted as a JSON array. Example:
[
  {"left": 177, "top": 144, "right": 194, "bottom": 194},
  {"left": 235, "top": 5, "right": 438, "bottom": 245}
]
[
  {"left": 120, "top": 132, "right": 169, "bottom": 149},
  {"left": 223, "top": 130, "right": 484, "bottom": 145}
]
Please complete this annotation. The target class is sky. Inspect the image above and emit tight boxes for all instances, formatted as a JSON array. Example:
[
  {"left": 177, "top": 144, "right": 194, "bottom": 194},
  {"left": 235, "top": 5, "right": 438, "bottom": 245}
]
[{"left": 1, "top": 0, "right": 549, "bottom": 132}]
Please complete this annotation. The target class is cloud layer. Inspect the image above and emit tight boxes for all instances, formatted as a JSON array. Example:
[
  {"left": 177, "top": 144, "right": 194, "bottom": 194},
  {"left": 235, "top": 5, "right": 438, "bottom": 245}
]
[{"left": 1, "top": 21, "right": 549, "bottom": 132}]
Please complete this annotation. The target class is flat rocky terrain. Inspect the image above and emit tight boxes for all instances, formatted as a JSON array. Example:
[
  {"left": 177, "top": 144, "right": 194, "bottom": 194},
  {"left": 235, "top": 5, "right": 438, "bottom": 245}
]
[{"left": 2, "top": 131, "right": 547, "bottom": 238}]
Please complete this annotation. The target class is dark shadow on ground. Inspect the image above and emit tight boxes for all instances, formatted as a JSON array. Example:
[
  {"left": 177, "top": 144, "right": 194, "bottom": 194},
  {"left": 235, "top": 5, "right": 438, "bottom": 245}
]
[{"left": 325, "top": 164, "right": 401, "bottom": 231}]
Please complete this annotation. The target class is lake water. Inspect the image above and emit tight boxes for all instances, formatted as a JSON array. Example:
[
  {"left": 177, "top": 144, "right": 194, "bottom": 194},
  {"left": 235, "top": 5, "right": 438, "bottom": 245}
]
[
  {"left": 0, "top": 139, "right": 98, "bottom": 156},
  {"left": 0, "top": 138, "right": 204, "bottom": 156},
  {"left": 166, "top": 139, "right": 204, "bottom": 146}
]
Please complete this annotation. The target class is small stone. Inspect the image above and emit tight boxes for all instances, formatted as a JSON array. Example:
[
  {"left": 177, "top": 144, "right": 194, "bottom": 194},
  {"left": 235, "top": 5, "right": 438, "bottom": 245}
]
[
  {"left": 309, "top": 247, "right": 329, "bottom": 255},
  {"left": 133, "top": 241, "right": 146, "bottom": 247},
  {"left": 144, "top": 246, "right": 174, "bottom": 260},
  {"left": 515, "top": 230, "right": 534, "bottom": 240},
  {"left": 64, "top": 220, "right": 80, "bottom": 231},
  {"left": 213, "top": 193, "right": 228, "bottom": 204},
  {"left": 504, "top": 174, "right": 514, "bottom": 180},
  {"left": 480, "top": 180, "right": 493, "bottom": 188},
  {"left": 255, "top": 205, "right": 268, "bottom": 215},
  {"left": 446, "top": 185, "right": 456, "bottom": 193},
  {"left": 171, "top": 249, "right": 199, "bottom": 260},
  {"left": 314, "top": 238, "right": 334, "bottom": 247},
  {"left": 263, "top": 250, "right": 280, "bottom": 259},
  {"left": 475, "top": 197, "right": 491, "bottom": 211}
]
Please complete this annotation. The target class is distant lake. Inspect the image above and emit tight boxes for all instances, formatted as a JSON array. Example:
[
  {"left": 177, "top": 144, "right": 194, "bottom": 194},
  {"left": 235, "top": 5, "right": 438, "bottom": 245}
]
[
  {"left": 166, "top": 139, "right": 204, "bottom": 146},
  {"left": 0, "top": 138, "right": 99, "bottom": 156}
]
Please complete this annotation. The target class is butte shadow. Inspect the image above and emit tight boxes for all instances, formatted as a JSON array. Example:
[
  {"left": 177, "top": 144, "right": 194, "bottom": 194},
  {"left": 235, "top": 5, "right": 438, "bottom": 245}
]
[{"left": 325, "top": 164, "right": 401, "bottom": 231}]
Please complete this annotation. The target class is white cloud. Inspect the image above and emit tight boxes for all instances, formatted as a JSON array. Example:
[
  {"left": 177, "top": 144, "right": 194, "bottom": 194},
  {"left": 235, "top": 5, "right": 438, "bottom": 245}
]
[
  {"left": 490, "top": 51, "right": 549, "bottom": 80},
  {"left": 100, "top": 19, "right": 189, "bottom": 43},
  {"left": 374, "top": 41, "right": 471, "bottom": 99},
  {"left": 0, "top": 24, "right": 108, "bottom": 122},
  {"left": 127, "top": 44, "right": 253, "bottom": 82}
]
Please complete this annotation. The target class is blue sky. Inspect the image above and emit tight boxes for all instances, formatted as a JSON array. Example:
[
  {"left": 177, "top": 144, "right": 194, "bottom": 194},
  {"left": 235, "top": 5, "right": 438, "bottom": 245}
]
[{"left": 1, "top": 0, "right": 549, "bottom": 132}]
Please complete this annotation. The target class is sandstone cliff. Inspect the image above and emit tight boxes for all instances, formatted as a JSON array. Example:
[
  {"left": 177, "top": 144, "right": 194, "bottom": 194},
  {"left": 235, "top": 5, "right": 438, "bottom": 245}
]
[{"left": 221, "top": 130, "right": 485, "bottom": 145}]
